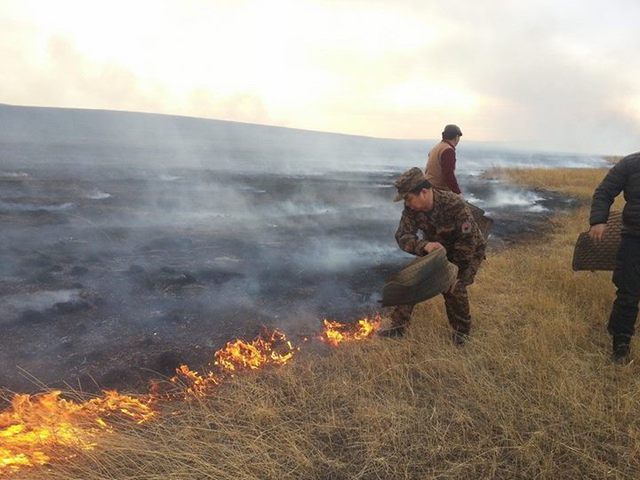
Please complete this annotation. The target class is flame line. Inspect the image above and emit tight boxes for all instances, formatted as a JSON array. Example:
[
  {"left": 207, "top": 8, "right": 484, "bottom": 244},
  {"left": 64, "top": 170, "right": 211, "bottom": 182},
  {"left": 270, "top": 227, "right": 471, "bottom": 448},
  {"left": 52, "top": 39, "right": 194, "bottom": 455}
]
[{"left": 0, "top": 315, "right": 381, "bottom": 474}]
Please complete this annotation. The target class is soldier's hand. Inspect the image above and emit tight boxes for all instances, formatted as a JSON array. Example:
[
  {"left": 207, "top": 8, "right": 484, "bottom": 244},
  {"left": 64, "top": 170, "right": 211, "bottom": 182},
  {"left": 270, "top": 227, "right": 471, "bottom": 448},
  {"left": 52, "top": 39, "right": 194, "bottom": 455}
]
[
  {"left": 589, "top": 224, "right": 606, "bottom": 242},
  {"left": 424, "top": 242, "right": 444, "bottom": 254}
]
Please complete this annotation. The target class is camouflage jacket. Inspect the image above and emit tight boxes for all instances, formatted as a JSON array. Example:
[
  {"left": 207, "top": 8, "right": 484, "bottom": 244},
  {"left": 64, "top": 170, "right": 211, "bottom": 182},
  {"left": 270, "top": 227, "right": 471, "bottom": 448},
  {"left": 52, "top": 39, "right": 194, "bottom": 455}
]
[{"left": 395, "top": 189, "right": 486, "bottom": 280}]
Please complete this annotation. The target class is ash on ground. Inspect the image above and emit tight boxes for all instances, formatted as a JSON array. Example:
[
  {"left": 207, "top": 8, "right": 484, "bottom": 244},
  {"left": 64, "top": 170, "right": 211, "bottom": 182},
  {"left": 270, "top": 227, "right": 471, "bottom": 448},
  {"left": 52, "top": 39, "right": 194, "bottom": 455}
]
[{"left": 0, "top": 164, "right": 579, "bottom": 394}]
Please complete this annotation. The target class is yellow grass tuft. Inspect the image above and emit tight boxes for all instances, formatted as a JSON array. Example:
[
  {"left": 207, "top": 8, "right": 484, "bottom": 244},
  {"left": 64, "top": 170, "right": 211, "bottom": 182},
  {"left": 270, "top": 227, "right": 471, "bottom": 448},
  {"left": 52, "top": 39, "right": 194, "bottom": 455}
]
[{"left": 17, "top": 168, "right": 640, "bottom": 480}]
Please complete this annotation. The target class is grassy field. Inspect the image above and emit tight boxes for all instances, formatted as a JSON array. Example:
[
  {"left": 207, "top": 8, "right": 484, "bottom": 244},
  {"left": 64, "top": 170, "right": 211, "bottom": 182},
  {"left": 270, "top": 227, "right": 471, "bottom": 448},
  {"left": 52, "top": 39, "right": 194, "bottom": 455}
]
[{"left": 18, "top": 167, "right": 640, "bottom": 480}]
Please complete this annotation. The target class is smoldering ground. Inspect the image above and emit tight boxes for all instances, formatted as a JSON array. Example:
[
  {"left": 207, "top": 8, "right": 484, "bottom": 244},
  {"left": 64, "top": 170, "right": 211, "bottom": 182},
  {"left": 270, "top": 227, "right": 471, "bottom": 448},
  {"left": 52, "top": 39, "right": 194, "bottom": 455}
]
[{"left": 0, "top": 106, "right": 605, "bottom": 394}]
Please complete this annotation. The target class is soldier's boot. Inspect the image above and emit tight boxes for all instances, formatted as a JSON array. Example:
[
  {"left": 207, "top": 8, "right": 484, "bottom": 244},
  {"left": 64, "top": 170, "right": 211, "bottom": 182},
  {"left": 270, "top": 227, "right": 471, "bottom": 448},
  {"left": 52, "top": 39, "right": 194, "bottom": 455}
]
[
  {"left": 450, "top": 316, "right": 471, "bottom": 346},
  {"left": 452, "top": 327, "right": 470, "bottom": 346},
  {"left": 379, "top": 304, "right": 413, "bottom": 338},
  {"left": 612, "top": 335, "right": 632, "bottom": 364},
  {"left": 378, "top": 324, "right": 406, "bottom": 338}
]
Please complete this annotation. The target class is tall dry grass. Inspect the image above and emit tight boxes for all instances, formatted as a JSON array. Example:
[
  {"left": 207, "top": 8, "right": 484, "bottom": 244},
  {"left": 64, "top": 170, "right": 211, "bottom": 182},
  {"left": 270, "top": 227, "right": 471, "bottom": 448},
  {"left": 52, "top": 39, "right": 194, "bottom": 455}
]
[
  {"left": 485, "top": 167, "right": 612, "bottom": 200},
  {"left": 19, "top": 167, "right": 640, "bottom": 480}
]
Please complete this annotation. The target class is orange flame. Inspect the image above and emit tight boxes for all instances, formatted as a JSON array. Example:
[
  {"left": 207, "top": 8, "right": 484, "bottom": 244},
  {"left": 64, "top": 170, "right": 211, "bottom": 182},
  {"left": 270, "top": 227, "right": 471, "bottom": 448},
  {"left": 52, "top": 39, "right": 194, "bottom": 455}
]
[
  {"left": 320, "top": 316, "right": 382, "bottom": 346},
  {"left": 171, "top": 329, "right": 297, "bottom": 398},
  {"left": 215, "top": 329, "right": 297, "bottom": 374},
  {"left": 2, "top": 317, "right": 381, "bottom": 473},
  {"left": 171, "top": 365, "right": 222, "bottom": 398},
  {"left": 0, "top": 390, "right": 154, "bottom": 473}
]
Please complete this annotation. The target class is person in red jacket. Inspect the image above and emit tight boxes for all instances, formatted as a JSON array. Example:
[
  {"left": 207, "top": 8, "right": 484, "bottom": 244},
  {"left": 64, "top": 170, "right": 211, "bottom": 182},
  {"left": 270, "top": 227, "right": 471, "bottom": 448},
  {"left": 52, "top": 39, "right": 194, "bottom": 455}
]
[{"left": 425, "top": 124, "right": 463, "bottom": 194}]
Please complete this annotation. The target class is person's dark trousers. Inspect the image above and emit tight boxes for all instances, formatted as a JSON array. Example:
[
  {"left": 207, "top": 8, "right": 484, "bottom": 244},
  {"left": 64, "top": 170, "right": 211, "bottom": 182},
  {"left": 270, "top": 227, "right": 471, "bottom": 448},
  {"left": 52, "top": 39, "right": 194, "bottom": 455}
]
[{"left": 608, "top": 234, "right": 640, "bottom": 338}]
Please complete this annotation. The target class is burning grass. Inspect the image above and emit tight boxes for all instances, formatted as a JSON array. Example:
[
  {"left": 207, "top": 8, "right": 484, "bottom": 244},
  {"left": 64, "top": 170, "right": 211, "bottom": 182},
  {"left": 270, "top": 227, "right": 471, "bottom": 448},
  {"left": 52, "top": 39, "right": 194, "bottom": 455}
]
[
  {"left": 1, "top": 318, "right": 381, "bottom": 475},
  {"left": 8, "top": 166, "right": 640, "bottom": 479},
  {"left": 0, "top": 390, "right": 154, "bottom": 473},
  {"left": 171, "top": 328, "right": 300, "bottom": 397},
  {"left": 319, "top": 316, "right": 382, "bottom": 347}
]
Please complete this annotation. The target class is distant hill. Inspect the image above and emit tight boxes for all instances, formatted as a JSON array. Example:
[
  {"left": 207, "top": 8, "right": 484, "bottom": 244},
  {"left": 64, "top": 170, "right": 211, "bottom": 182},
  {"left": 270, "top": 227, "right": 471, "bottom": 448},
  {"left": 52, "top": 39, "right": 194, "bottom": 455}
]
[
  {"left": 0, "top": 104, "right": 430, "bottom": 170},
  {"left": 0, "top": 103, "right": 390, "bottom": 145}
]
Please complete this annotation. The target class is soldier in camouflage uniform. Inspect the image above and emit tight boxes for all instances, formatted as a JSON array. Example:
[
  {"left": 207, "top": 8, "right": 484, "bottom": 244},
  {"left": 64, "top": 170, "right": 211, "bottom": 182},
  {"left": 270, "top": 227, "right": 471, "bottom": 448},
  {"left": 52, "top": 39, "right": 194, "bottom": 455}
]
[{"left": 384, "top": 167, "right": 486, "bottom": 343}]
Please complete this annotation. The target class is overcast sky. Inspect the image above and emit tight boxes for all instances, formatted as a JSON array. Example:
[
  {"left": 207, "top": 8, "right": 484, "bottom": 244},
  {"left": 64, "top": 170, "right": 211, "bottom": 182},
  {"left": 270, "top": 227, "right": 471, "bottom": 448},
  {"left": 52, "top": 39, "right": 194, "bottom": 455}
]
[{"left": 1, "top": 0, "right": 638, "bottom": 155}]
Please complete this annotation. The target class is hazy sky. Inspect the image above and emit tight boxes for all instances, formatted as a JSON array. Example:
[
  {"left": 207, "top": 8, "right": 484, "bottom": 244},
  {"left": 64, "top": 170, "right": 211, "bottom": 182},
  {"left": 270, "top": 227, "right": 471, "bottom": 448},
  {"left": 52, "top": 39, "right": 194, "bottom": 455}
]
[{"left": 1, "top": 0, "right": 638, "bottom": 155}]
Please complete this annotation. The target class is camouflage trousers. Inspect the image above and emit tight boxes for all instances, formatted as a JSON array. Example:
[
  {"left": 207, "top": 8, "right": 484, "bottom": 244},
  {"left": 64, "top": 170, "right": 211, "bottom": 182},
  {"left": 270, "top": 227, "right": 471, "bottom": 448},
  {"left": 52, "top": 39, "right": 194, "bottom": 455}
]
[{"left": 389, "top": 257, "right": 483, "bottom": 334}]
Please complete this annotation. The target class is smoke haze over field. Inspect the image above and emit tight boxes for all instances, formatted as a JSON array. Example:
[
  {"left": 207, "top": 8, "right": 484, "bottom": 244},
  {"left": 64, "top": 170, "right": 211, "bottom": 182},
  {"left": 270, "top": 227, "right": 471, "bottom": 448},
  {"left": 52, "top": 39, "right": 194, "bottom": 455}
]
[
  {"left": 0, "top": 105, "right": 607, "bottom": 392},
  {"left": 1, "top": 0, "right": 639, "bottom": 154}
]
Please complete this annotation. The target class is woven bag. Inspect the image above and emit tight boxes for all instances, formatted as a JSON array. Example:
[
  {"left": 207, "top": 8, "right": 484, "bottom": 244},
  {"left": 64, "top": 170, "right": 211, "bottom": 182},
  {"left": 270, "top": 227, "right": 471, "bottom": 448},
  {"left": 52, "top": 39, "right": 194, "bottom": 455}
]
[{"left": 572, "top": 210, "right": 622, "bottom": 271}]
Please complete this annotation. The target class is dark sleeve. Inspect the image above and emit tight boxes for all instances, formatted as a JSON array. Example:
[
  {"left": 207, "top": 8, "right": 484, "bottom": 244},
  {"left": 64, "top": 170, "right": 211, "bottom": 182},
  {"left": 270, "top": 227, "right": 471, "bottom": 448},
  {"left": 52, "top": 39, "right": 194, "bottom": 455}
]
[
  {"left": 589, "top": 160, "right": 627, "bottom": 225},
  {"left": 440, "top": 149, "right": 461, "bottom": 194},
  {"left": 395, "top": 209, "right": 429, "bottom": 256}
]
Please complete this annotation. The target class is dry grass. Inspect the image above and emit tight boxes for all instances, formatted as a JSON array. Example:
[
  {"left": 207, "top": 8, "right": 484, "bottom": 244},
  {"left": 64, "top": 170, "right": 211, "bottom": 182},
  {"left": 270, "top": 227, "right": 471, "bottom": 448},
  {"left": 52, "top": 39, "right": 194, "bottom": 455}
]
[
  {"left": 19, "top": 168, "right": 640, "bottom": 480},
  {"left": 485, "top": 167, "right": 610, "bottom": 201}
]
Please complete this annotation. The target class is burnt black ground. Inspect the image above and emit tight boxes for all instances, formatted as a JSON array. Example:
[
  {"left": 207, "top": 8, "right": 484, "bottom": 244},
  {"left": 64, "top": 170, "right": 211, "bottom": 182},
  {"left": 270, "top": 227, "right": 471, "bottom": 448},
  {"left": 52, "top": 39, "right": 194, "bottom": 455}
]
[
  {"left": 0, "top": 165, "right": 579, "bottom": 394},
  {"left": 0, "top": 105, "right": 605, "bottom": 395}
]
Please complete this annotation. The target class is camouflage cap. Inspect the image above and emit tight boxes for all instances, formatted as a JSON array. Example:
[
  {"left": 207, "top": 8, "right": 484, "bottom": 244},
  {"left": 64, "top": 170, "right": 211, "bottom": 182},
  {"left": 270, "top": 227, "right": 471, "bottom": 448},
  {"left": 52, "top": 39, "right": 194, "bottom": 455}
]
[{"left": 393, "top": 167, "right": 430, "bottom": 202}]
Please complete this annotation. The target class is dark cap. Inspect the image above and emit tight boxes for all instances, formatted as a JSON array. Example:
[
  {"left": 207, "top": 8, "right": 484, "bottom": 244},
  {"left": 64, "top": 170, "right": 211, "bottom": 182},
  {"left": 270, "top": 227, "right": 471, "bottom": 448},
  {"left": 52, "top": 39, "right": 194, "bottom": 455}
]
[
  {"left": 393, "top": 167, "right": 430, "bottom": 202},
  {"left": 442, "top": 124, "right": 463, "bottom": 139}
]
